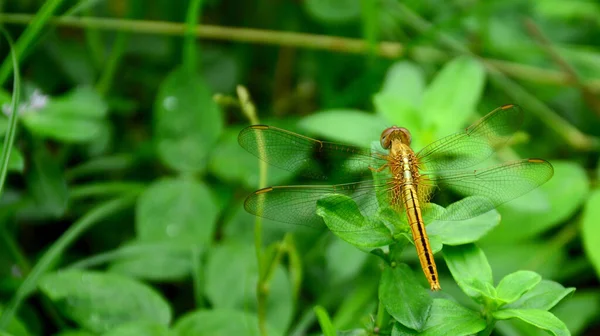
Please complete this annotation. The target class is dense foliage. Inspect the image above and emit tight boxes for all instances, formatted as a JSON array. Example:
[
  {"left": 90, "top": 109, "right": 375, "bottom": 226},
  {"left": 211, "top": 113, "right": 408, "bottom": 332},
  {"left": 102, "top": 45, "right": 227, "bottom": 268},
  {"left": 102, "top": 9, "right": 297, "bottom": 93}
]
[{"left": 0, "top": 0, "right": 599, "bottom": 335}]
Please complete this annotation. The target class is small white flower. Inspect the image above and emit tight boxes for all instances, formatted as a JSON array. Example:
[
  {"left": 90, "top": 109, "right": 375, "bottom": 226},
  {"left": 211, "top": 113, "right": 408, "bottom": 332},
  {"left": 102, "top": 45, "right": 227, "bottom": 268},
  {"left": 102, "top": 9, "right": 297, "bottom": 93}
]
[{"left": 2, "top": 89, "right": 49, "bottom": 117}]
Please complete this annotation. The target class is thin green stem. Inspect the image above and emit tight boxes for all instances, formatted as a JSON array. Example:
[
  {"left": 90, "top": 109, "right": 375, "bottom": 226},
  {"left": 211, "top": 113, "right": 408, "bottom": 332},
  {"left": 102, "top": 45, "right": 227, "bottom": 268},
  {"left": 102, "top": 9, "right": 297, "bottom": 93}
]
[
  {"left": 2, "top": 13, "right": 600, "bottom": 92},
  {"left": 0, "top": 1, "right": 66, "bottom": 85},
  {"left": 0, "top": 29, "right": 20, "bottom": 196},
  {"left": 0, "top": 193, "right": 139, "bottom": 328},
  {"left": 237, "top": 86, "right": 269, "bottom": 336},
  {"left": 183, "top": 0, "right": 203, "bottom": 73}
]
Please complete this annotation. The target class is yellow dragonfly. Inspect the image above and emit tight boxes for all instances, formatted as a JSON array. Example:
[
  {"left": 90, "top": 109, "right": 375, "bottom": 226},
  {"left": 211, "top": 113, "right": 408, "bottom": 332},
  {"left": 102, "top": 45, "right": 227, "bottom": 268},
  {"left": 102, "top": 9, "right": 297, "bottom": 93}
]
[{"left": 238, "top": 104, "right": 554, "bottom": 291}]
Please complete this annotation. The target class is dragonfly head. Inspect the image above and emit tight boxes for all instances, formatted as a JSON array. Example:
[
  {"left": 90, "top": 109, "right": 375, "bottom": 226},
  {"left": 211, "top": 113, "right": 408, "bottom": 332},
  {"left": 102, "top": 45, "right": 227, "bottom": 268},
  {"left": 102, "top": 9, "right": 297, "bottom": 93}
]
[{"left": 380, "top": 126, "right": 412, "bottom": 149}]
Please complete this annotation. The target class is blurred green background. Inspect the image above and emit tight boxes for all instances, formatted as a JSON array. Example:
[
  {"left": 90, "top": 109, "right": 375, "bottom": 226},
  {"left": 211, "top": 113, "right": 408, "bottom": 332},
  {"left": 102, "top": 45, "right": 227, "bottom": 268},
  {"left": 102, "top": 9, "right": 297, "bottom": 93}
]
[{"left": 0, "top": 0, "right": 599, "bottom": 335}]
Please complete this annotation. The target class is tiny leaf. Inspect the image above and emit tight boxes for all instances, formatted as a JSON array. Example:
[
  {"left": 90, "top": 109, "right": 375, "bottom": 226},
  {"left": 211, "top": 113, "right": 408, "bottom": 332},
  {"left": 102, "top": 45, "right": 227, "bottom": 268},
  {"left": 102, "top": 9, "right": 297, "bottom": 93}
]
[
  {"left": 443, "top": 244, "right": 494, "bottom": 301},
  {"left": 505, "top": 280, "right": 575, "bottom": 310},
  {"left": 496, "top": 270, "right": 542, "bottom": 304},
  {"left": 493, "top": 309, "right": 569, "bottom": 336}
]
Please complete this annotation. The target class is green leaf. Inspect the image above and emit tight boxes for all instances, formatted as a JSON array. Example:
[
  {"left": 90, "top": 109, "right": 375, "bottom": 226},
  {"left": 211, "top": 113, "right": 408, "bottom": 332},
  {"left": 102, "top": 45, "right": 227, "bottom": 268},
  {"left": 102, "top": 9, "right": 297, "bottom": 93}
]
[
  {"left": 299, "top": 110, "right": 388, "bottom": 147},
  {"left": 154, "top": 67, "right": 223, "bottom": 173},
  {"left": 496, "top": 271, "right": 542, "bottom": 304},
  {"left": 204, "top": 242, "right": 293, "bottom": 334},
  {"left": 53, "top": 331, "right": 95, "bottom": 336},
  {"left": 421, "top": 57, "right": 485, "bottom": 135},
  {"left": 582, "top": 189, "right": 600, "bottom": 277},
  {"left": 493, "top": 309, "right": 569, "bottom": 336},
  {"left": 426, "top": 198, "right": 501, "bottom": 245},
  {"left": 393, "top": 298, "right": 486, "bottom": 336},
  {"left": 505, "top": 280, "right": 575, "bottom": 310},
  {"left": 374, "top": 61, "right": 425, "bottom": 133},
  {"left": 109, "top": 240, "right": 194, "bottom": 281},
  {"left": 325, "top": 238, "right": 369, "bottom": 285},
  {"left": 101, "top": 321, "right": 170, "bottom": 336},
  {"left": 0, "top": 144, "right": 24, "bottom": 172},
  {"left": 490, "top": 161, "right": 589, "bottom": 242},
  {"left": 549, "top": 290, "right": 600, "bottom": 336},
  {"left": 208, "top": 128, "right": 294, "bottom": 189},
  {"left": 0, "top": 305, "right": 29, "bottom": 336},
  {"left": 314, "top": 305, "right": 336, "bottom": 336},
  {"left": 25, "top": 146, "right": 68, "bottom": 219},
  {"left": 38, "top": 270, "right": 171, "bottom": 333},
  {"left": 22, "top": 87, "right": 108, "bottom": 143},
  {"left": 136, "top": 177, "right": 218, "bottom": 245},
  {"left": 379, "top": 264, "right": 432, "bottom": 331},
  {"left": 173, "top": 309, "right": 278, "bottom": 335},
  {"left": 317, "top": 194, "right": 394, "bottom": 248},
  {"left": 304, "top": 0, "right": 361, "bottom": 23},
  {"left": 443, "top": 244, "right": 494, "bottom": 301}
]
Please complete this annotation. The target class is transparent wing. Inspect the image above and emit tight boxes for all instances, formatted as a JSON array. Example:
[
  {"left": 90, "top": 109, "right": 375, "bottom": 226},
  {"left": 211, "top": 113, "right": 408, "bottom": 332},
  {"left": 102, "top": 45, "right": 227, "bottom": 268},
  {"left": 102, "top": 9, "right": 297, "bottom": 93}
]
[
  {"left": 422, "top": 159, "right": 554, "bottom": 221},
  {"left": 244, "top": 180, "right": 395, "bottom": 231},
  {"left": 417, "top": 104, "right": 523, "bottom": 172},
  {"left": 238, "top": 125, "right": 387, "bottom": 181}
]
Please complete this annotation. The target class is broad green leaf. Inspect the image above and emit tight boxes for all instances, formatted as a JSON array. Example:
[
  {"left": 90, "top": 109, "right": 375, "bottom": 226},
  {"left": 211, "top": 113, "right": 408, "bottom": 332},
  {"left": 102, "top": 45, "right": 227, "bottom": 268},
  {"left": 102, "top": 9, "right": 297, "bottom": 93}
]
[
  {"left": 304, "top": 0, "right": 361, "bottom": 23},
  {"left": 299, "top": 110, "right": 388, "bottom": 147},
  {"left": 326, "top": 238, "right": 369, "bottom": 285},
  {"left": 208, "top": 128, "right": 294, "bottom": 189},
  {"left": 317, "top": 194, "right": 394, "bottom": 248},
  {"left": 392, "top": 298, "right": 486, "bottom": 336},
  {"left": 443, "top": 244, "right": 494, "bottom": 301},
  {"left": 101, "top": 321, "right": 170, "bottom": 336},
  {"left": 136, "top": 177, "right": 218, "bottom": 245},
  {"left": 427, "top": 198, "right": 501, "bottom": 245},
  {"left": 109, "top": 240, "right": 194, "bottom": 281},
  {"left": 493, "top": 309, "right": 569, "bottom": 336},
  {"left": 496, "top": 271, "right": 542, "bottom": 304},
  {"left": 25, "top": 146, "right": 68, "bottom": 219},
  {"left": 375, "top": 61, "right": 425, "bottom": 134},
  {"left": 0, "top": 305, "right": 29, "bottom": 336},
  {"left": 549, "top": 290, "right": 600, "bottom": 336},
  {"left": 490, "top": 161, "right": 589, "bottom": 242},
  {"left": 154, "top": 67, "right": 223, "bottom": 173},
  {"left": 314, "top": 306, "right": 336, "bottom": 336},
  {"left": 173, "top": 309, "right": 278, "bottom": 335},
  {"left": 505, "top": 280, "right": 575, "bottom": 311},
  {"left": 38, "top": 270, "right": 171, "bottom": 333},
  {"left": 379, "top": 264, "right": 432, "bottom": 331},
  {"left": 0, "top": 144, "right": 24, "bottom": 172},
  {"left": 582, "top": 189, "right": 600, "bottom": 277},
  {"left": 22, "top": 87, "right": 107, "bottom": 143},
  {"left": 379, "top": 61, "right": 425, "bottom": 109},
  {"left": 373, "top": 94, "right": 422, "bottom": 148},
  {"left": 421, "top": 57, "right": 485, "bottom": 135},
  {"left": 204, "top": 242, "right": 293, "bottom": 334}
]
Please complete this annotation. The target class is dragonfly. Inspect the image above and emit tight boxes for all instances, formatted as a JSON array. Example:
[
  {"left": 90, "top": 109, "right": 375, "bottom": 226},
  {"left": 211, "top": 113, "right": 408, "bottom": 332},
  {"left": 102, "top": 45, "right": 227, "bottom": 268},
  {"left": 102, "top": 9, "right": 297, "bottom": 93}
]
[{"left": 238, "top": 104, "right": 554, "bottom": 291}]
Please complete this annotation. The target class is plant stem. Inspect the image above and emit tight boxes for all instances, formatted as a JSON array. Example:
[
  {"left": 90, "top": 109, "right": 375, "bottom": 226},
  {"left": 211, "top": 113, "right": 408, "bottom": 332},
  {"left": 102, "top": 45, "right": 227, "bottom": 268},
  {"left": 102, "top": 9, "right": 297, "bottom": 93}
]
[
  {"left": 183, "top": 0, "right": 203, "bottom": 74},
  {"left": 0, "top": 29, "right": 20, "bottom": 196},
  {"left": 4, "top": 13, "right": 600, "bottom": 93},
  {"left": 0, "top": 193, "right": 139, "bottom": 328}
]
